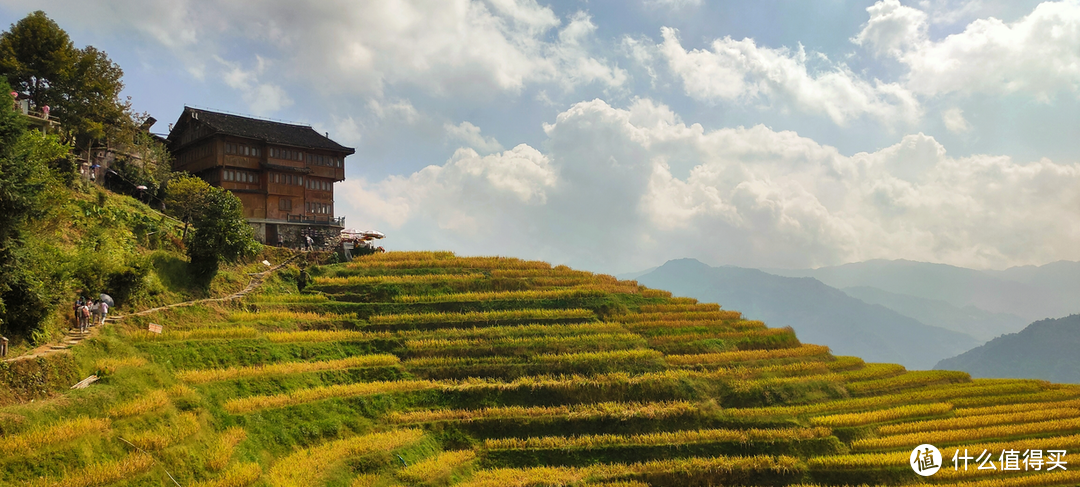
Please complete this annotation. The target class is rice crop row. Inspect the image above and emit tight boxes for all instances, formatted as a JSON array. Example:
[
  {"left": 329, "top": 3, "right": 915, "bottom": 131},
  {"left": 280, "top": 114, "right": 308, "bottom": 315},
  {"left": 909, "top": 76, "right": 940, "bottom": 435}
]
[
  {"left": 399, "top": 322, "right": 623, "bottom": 341},
  {"left": 207, "top": 427, "right": 249, "bottom": 471},
  {"left": 489, "top": 267, "right": 596, "bottom": 278},
  {"left": 625, "top": 319, "right": 765, "bottom": 332},
  {"left": 404, "top": 349, "right": 663, "bottom": 369},
  {"left": 178, "top": 355, "right": 401, "bottom": 383},
  {"left": 845, "top": 370, "right": 972, "bottom": 396},
  {"left": 313, "top": 273, "right": 486, "bottom": 286},
  {"left": 27, "top": 452, "right": 154, "bottom": 487},
  {"left": 666, "top": 297, "right": 699, "bottom": 304},
  {"left": 127, "top": 327, "right": 260, "bottom": 341},
  {"left": 853, "top": 416, "right": 1080, "bottom": 450},
  {"left": 387, "top": 400, "right": 699, "bottom": 424},
  {"left": 394, "top": 288, "right": 608, "bottom": 303},
  {"left": 638, "top": 303, "right": 722, "bottom": 313},
  {"left": 836, "top": 363, "right": 908, "bottom": 382},
  {"left": 265, "top": 330, "right": 389, "bottom": 343},
  {"left": 126, "top": 411, "right": 201, "bottom": 450},
  {"left": 248, "top": 294, "right": 330, "bottom": 304},
  {"left": 956, "top": 397, "right": 1080, "bottom": 418},
  {"left": 640, "top": 289, "right": 672, "bottom": 298},
  {"left": 951, "top": 387, "right": 1080, "bottom": 409},
  {"left": 368, "top": 308, "right": 595, "bottom": 326},
  {"left": 228, "top": 311, "right": 355, "bottom": 322},
  {"left": 644, "top": 327, "right": 796, "bottom": 347},
  {"left": 95, "top": 356, "right": 147, "bottom": 374},
  {"left": 397, "top": 450, "right": 476, "bottom": 485},
  {"left": 352, "top": 250, "right": 457, "bottom": 262},
  {"left": 666, "top": 344, "right": 832, "bottom": 366},
  {"left": 109, "top": 389, "right": 171, "bottom": 418},
  {"left": 809, "top": 403, "right": 954, "bottom": 427},
  {"left": 190, "top": 462, "right": 262, "bottom": 487},
  {"left": 458, "top": 455, "right": 801, "bottom": 487},
  {"left": 404, "top": 332, "right": 645, "bottom": 355},
  {"left": 616, "top": 311, "right": 743, "bottom": 323},
  {"left": 724, "top": 381, "right": 1046, "bottom": 419},
  {"left": 484, "top": 426, "right": 833, "bottom": 450},
  {"left": 223, "top": 380, "right": 442, "bottom": 414},
  {"left": 0, "top": 416, "right": 110, "bottom": 455},
  {"left": 348, "top": 256, "right": 553, "bottom": 270},
  {"left": 878, "top": 406, "right": 1080, "bottom": 436},
  {"left": 265, "top": 429, "right": 425, "bottom": 487}
]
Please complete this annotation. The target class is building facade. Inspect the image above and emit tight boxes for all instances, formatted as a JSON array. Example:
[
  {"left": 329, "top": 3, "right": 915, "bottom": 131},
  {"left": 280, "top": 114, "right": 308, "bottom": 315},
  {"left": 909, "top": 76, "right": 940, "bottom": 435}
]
[{"left": 167, "top": 107, "right": 355, "bottom": 246}]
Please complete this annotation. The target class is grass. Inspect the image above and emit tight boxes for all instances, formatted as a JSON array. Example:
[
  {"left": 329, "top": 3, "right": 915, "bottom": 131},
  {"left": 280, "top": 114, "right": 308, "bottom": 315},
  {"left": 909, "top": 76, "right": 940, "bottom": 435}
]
[{"left": 264, "top": 429, "right": 425, "bottom": 487}]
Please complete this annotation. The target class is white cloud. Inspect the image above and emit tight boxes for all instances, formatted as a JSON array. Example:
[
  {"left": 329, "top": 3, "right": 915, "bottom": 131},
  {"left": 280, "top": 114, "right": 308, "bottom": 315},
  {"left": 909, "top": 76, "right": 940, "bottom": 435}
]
[
  {"left": 445, "top": 121, "right": 504, "bottom": 154},
  {"left": 853, "top": 0, "right": 929, "bottom": 57},
  {"left": 658, "top": 27, "right": 922, "bottom": 126},
  {"left": 857, "top": 0, "right": 1080, "bottom": 100},
  {"left": 644, "top": 0, "right": 703, "bottom": 9},
  {"left": 216, "top": 55, "right": 292, "bottom": 115},
  {"left": 941, "top": 107, "right": 971, "bottom": 133},
  {"left": 342, "top": 98, "right": 1080, "bottom": 271},
  {"left": 26, "top": 0, "right": 627, "bottom": 98}
]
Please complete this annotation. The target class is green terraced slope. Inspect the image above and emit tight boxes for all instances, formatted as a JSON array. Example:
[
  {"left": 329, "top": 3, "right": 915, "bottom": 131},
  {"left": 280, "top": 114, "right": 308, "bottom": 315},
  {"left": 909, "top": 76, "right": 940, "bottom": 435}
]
[{"left": 2, "top": 251, "right": 1078, "bottom": 487}]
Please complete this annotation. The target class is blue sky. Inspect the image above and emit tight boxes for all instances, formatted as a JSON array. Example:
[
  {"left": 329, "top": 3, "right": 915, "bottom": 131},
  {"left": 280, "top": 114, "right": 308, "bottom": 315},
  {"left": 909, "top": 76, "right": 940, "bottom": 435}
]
[{"left": 2, "top": 0, "right": 1078, "bottom": 273}]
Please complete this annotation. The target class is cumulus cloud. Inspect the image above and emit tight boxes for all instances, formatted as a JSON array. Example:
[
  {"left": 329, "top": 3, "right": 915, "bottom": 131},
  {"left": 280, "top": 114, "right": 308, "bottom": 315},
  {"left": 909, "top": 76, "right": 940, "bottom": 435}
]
[
  {"left": 341, "top": 98, "right": 1080, "bottom": 272},
  {"left": 23, "top": 0, "right": 627, "bottom": 98},
  {"left": 658, "top": 27, "right": 921, "bottom": 126},
  {"left": 445, "top": 121, "right": 504, "bottom": 154},
  {"left": 852, "top": 0, "right": 929, "bottom": 57},
  {"left": 216, "top": 55, "right": 292, "bottom": 115},
  {"left": 941, "top": 107, "right": 971, "bottom": 133},
  {"left": 856, "top": 0, "right": 1080, "bottom": 100}
]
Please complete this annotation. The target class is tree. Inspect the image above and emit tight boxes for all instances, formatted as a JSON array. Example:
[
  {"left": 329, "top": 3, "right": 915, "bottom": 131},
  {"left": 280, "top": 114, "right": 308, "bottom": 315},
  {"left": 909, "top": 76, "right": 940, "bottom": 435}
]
[
  {"left": 164, "top": 174, "right": 212, "bottom": 241},
  {"left": 0, "top": 11, "right": 73, "bottom": 110},
  {"left": 0, "top": 11, "right": 130, "bottom": 149},
  {"left": 187, "top": 186, "right": 261, "bottom": 282}
]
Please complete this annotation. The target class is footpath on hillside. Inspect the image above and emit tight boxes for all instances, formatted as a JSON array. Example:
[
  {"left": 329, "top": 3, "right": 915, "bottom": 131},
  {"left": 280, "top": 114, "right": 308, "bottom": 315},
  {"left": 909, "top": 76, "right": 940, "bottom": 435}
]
[{"left": 3, "top": 252, "right": 305, "bottom": 363}]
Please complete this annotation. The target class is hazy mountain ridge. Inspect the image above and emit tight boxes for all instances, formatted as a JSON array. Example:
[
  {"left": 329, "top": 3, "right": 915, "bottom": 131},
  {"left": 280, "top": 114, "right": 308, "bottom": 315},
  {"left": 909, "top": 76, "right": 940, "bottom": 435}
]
[
  {"left": 636, "top": 259, "right": 979, "bottom": 370},
  {"left": 935, "top": 314, "right": 1080, "bottom": 383},
  {"left": 840, "top": 285, "right": 1025, "bottom": 342},
  {"left": 766, "top": 259, "right": 1080, "bottom": 323}
]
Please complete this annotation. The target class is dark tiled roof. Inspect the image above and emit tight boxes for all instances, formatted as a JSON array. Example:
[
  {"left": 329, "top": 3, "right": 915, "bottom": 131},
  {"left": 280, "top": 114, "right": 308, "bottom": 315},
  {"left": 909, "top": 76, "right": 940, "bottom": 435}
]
[{"left": 178, "top": 107, "right": 354, "bottom": 154}]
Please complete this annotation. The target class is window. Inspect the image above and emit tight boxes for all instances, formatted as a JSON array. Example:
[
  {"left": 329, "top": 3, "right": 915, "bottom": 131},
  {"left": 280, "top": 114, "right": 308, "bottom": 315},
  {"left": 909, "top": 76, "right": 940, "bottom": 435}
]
[{"left": 279, "top": 198, "right": 291, "bottom": 211}]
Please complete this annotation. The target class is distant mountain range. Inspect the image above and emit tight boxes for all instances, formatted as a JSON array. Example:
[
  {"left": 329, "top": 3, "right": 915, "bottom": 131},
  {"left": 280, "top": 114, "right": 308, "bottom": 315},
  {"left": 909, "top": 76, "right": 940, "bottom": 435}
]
[
  {"left": 635, "top": 259, "right": 979, "bottom": 370},
  {"left": 766, "top": 259, "right": 1080, "bottom": 323},
  {"left": 627, "top": 257, "right": 1080, "bottom": 373},
  {"left": 935, "top": 315, "right": 1080, "bottom": 383}
]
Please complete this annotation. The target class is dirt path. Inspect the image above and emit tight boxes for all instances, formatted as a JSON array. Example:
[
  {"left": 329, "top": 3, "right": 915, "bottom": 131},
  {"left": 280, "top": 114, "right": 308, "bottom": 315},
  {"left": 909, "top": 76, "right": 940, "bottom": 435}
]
[{"left": 3, "top": 253, "right": 303, "bottom": 363}]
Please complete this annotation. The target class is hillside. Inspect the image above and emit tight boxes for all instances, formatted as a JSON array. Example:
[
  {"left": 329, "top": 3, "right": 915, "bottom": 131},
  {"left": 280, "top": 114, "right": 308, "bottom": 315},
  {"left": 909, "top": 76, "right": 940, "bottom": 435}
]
[
  {"left": 2, "top": 251, "right": 1080, "bottom": 486},
  {"left": 635, "top": 259, "right": 978, "bottom": 369},
  {"left": 935, "top": 314, "right": 1080, "bottom": 383}
]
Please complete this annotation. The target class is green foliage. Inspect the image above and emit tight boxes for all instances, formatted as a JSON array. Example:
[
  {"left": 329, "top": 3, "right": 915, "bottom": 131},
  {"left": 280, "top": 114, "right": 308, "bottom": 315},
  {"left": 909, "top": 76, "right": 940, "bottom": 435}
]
[
  {"left": 186, "top": 185, "right": 261, "bottom": 282},
  {"left": 0, "top": 11, "right": 72, "bottom": 109}
]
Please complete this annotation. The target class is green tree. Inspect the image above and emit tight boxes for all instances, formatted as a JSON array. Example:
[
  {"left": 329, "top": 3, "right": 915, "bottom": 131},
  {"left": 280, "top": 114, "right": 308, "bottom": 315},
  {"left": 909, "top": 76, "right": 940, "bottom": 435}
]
[
  {"left": 0, "top": 11, "right": 73, "bottom": 110},
  {"left": 0, "top": 11, "right": 130, "bottom": 150},
  {"left": 164, "top": 174, "right": 212, "bottom": 241},
  {"left": 187, "top": 186, "right": 260, "bottom": 282}
]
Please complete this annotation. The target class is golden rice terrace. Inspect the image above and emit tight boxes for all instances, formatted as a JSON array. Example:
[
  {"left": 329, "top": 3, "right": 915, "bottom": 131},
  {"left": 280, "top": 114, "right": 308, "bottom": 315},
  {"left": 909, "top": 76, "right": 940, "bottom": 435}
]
[{"left": 2, "top": 251, "right": 1079, "bottom": 486}]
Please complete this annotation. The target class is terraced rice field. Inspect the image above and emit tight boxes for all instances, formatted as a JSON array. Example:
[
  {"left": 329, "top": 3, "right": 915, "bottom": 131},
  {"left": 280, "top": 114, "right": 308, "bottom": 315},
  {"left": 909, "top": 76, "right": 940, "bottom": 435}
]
[{"left": 2, "top": 250, "right": 1079, "bottom": 486}]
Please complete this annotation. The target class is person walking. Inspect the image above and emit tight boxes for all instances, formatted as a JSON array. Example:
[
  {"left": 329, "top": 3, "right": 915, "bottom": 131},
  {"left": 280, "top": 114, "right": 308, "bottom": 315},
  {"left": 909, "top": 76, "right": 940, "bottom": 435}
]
[
  {"left": 98, "top": 300, "right": 109, "bottom": 326},
  {"left": 305, "top": 235, "right": 314, "bottom": 251},
  {"left": 72, "top": 297, "right": 82, "bottom": 330},
  {"left": 90, "top": 299, "right": 101, "bottom": 327},
  {"left": 78, "top": 302, "right": 90, "bottom": 333}
]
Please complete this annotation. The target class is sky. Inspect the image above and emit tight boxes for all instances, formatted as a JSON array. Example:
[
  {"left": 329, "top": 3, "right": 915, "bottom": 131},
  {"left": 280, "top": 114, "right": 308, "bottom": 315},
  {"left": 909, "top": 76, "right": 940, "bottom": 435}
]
[{"left": 2, "top": 0, "right": 1079, "bottom": 274}]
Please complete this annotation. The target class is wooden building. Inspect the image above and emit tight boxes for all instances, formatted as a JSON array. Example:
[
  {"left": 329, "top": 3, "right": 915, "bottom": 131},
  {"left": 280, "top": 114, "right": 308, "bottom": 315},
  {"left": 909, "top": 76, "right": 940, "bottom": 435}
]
[{"left": 167, "top": 107, "right": 355, "bottom": 246}]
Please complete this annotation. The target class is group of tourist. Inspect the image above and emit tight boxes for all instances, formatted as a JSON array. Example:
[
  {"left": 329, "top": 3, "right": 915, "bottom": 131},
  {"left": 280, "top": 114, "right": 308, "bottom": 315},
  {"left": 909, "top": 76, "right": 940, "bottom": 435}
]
[{"left": 73, "top": 296, "right": 109, "bottom": 334}]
